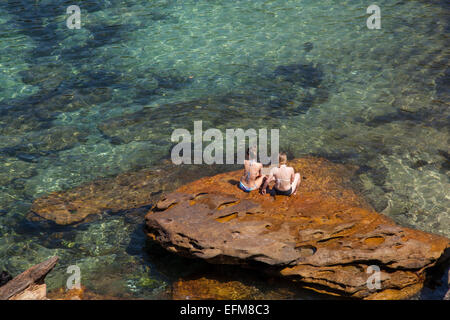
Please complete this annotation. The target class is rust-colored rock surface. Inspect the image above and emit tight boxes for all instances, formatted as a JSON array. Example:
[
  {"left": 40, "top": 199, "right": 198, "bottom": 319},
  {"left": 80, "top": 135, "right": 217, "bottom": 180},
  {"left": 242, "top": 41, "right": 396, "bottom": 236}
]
[
  {"left": 145, "top": 157, "right": 450, "bottom": 299},
  {"left": 29, "top": 163, "right": 232, "bottom": 225}
]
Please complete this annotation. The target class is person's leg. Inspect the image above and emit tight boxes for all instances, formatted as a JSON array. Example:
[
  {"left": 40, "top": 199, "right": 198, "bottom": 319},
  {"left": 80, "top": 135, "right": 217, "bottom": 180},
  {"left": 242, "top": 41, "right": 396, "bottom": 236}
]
[{"left": 291, "top": 173, "right": 301, "bottom": 195}]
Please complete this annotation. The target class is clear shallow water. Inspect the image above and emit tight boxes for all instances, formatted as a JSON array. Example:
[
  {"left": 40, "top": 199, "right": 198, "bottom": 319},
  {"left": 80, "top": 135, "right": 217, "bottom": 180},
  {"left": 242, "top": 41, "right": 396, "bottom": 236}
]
[{"left": 0, "top": 0, "right": 449, "bottom": 299}]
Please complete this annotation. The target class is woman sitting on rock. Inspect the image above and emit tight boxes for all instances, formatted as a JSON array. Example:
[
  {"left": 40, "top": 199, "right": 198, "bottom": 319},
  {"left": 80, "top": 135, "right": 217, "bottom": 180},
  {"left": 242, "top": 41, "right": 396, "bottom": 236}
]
[
  {"left": 238, "top": 146, "right": 266, "bottom": 193},
  {"left": 261, "top": 152, "right": 301, "bottom": 196}
]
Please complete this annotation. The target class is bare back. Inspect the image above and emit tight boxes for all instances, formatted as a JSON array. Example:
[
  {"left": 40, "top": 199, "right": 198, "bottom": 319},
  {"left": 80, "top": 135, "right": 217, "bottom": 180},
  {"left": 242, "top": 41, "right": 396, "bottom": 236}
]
[
  {"left": 240, "top": 160, "right": 263, "bottom": 187},
  {"left": 272, "top": 165, "right": 295, "bottom": 191}
]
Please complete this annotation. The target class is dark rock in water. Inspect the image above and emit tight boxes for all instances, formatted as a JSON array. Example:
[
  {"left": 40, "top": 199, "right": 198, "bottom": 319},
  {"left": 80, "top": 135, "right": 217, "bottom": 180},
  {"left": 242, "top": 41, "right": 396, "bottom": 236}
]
[
  {"left": 0, "top": 271, "right": 12, "bottom": 287},
  {"left": 16, "top": 153, "right": 39, "bottom": 163},
  {"left": 123, "top": 206, "right": 154, "bottom": 226},
  {"left": 109, "top": 136, "right": 124, "bottom": 146},
  {"left": 437, "top": 150, "right": 450, "bottom": 173},
  {"left": 98, "top": 107, "right": 165, "bottom": 145},
  {"left": 0, "top": 157, "right": 37, "bottom": 186},
  {"left": 154, "top": 73, "right": 194, "bottom": 90},
  {"left": 274, "top": 63, "right": 324, "bottom": 88},
  {"left": 411, "top": 160, "right": 428, "bottom": 169},
  {"left": 438, "top": 149, "right": 450, "bottom": 161},
  {"left": 365, "top": 108, "right": 449, "bottom": 130},
  {"left": 298, "top": 92, "right": 315, "bottom": 112},
  {"left": 145, "top": 157, "right": 450, "bottom": 300},
  {"left": 10, "top": 178, "right": 27, "bottom": 191},
  {"left": 435, "top": 67, "right": 449, "bottom": 101},
  {"left": 34, "top": 87, "right": 113, "bottom": 117},
  {"left": 148, "top": 11, "right": 173, "bottom": 22},
  {"left": 19, "top": 63, "right": 69, "bottom": 92},
  {"left": 98, "top": 95, "right": 267, "bottom": 144},
  {"left": 303, "top": 42, "right": 314, "bottom": 52},
  {"left": 366, "top": 109, "right": 423, "bottom": 127},
  {"left": 0, "top": 85, "right": 111, "bottom": 136},
  {"left": 0, "top": 109, "right": 53, "bottom": 136},
  {"left": 87, "top": 24, "right": 124, "bottom": 49},
  {"left": 5, "top": 62, "right": 113, "bottom": 114},
  {"left": 0, "top": 126, "right": 89, "bottom": 157},
  {"left": 355, "top": 164, "right": 372, "bottom": 175},
  {"left": 440, "top": 162, "right": 450, "bottom": 173},
  {"left": 98, "top": 77, "right": 331, "bottom": 145}
]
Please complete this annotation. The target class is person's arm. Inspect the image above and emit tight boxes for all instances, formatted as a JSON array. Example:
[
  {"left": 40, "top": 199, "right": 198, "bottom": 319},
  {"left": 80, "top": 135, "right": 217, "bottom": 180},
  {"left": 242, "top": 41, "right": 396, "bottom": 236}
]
[{"left": 261, "top": 168, "right": 274, "bottom": 194}]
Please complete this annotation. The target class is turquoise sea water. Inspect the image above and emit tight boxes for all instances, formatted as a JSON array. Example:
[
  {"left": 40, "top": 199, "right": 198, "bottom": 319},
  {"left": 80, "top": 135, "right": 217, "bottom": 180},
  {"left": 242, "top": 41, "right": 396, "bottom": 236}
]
[{"left": 0, "top": 0, "right": 448, "bottom": 299}]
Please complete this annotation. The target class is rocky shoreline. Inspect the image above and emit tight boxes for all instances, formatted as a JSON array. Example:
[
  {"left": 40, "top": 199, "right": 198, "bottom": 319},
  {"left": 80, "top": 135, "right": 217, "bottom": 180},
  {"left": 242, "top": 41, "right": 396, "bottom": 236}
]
[
  {"left": 23, "top": 157, "right": 450, "bottom": 300},
  {"left": 145, "top": 157, "right": 450, "bottom": 299}
]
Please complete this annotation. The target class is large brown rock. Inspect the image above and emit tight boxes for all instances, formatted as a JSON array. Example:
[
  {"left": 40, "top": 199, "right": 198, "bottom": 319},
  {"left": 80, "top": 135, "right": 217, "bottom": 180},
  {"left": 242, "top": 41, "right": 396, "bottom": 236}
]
[{"left": 145, "top": 157, "right": 450, "bottom": 299}]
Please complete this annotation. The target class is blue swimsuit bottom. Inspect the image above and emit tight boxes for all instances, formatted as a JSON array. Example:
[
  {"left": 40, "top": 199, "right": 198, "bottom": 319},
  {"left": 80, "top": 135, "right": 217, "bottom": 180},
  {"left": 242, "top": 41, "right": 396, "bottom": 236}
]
[{"left": 239, "top": 181, "right": 257, "bottom": 192}]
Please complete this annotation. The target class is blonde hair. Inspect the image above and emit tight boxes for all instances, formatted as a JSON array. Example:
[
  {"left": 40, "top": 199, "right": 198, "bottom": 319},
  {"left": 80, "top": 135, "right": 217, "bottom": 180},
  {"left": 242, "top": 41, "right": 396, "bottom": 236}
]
[{"left": 279, "top": 152, "right": 287, "bottom": 165}]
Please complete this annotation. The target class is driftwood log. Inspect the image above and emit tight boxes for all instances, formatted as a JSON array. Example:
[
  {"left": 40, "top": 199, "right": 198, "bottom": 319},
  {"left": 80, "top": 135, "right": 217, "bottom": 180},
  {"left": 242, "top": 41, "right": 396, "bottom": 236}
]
[{"left": 0, "top": 256, "right": 59, "bottom": 300}]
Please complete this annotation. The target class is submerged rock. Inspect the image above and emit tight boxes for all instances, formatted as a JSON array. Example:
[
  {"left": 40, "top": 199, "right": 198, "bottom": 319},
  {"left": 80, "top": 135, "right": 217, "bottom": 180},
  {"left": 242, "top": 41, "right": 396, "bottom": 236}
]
[
  {"left": 274, "top": 63, "right": 323, "bottom": 88},
  {"left": 0, "top": 157, "right": 37, "bottom": 186},
  {"left": 145, "top": 157, "right": 450, "bottom": 299},
  {"left": 97, "top": 96, "right": 270, "bottom": 144},
  {"left": 303, "top": 42, "right": 314, "bottom": 52},
  {"left": 19, "top": 63, "right": 68, "bottom": 92},
  {"left": 29, "top": 168, "right": 172, "bottom": 225},
  {"left": 29, "top": 163, "right": 235, "bottom": 225},
  {"left": 33, "top": 87, "right": 113, "bottom": 117},
  {"left": 170, "top": 267, "right": 332, "bottom": 300},
  {"left": 172, "top": 277, "right": 261, "bottom": 300},
  {"left": 98, "top": 74, "right": 330, "bottom": 145},
  {"left": 0, "top": 110, "right": 52, "bottom": 136},
  {"left": 2, "top": 126, "right": 89, "bottom": 157}
]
